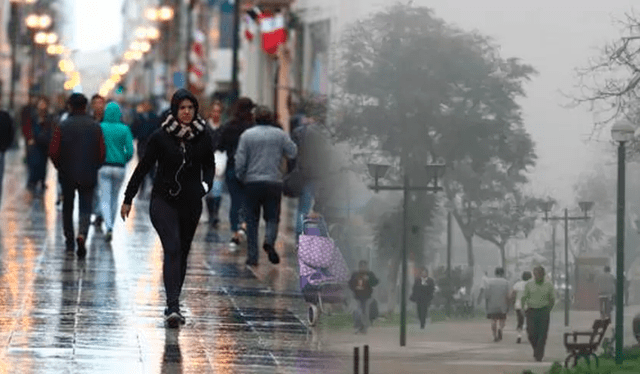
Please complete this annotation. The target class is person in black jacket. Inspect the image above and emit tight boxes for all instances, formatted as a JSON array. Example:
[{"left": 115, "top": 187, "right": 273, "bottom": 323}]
[
  {"left": 27, "top": 96, "right": 54, "bottom": 195},
  {"left": 410, "top": 267, "right": 436, "bottom": 329},
  {"left": 349, "top": 260, "right": 379, "bottom": 334},
  {"left": 216, "top": 97, "right": 254, "bottom": 251},
  {"left": 130, "top": 100, "right": 160, "bottom": 198},
  {"left": 0, "top": 107, "right": 15, "bottom": 209},
  {"left": 120, "top": 89, "right": 215, "bottom": 328},
  {"left": 49, "top": 93, "right": 106, "bottom": 258}
]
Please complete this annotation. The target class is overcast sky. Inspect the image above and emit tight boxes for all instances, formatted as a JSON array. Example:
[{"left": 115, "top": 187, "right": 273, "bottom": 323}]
[
  {"left": 72, "top": 0, "right": 125, "bottom": 52},
  {"left": 410, "top": 0, "right": 637, "bottom": 204},
  {"left": 69, "top": 0, "right": 639, "bottom": 204}
]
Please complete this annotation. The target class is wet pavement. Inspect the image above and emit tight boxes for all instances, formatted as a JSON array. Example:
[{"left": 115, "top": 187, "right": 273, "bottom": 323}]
[{"left": 0, "top": 149, "right": 339, "bottom": 373}]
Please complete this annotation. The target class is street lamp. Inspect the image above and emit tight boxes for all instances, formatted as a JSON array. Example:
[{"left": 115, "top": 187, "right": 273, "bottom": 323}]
[
  {"left": 611, "top": 119, "right": 635, "bottom": 365},
  {"left": 146, "top": 5, "right": 175, "bottom": 96},
  {"left": 25, "top": 12, "right": 52, "bottom": 97},
  {"left": 541, "top": 200, "right": 593, "bottom": 327},
  {"left": 367, "top": 161, "right": 445, "bottom": 347}
]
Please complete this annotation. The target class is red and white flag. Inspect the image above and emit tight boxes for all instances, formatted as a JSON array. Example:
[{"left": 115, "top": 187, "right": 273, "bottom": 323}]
[{"left": 259, "top": 12, "right": 287, "bottom": 55}]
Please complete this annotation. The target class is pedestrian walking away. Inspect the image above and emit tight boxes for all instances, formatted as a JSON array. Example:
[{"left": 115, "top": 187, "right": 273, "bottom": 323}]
[
  {"left": 479, "top": 267, "right": 510, "bottom": 342},
  {"left": 0, "top": 106, "right": 15, "bottom": 209},
  {"left": 98, "top": 102, "right": 134, "bottom": 242},
  {"left": 521, "top": 265, "right": 555, "bottom": 362},
  {"left": 595, "top": 265, "right": 616, "bottom": 319},
  {"left": 48, "top": 93, "right": 106, "bottom": 258},
  {"left": 511, "top": 270, "right": 532, "bottom": 344},
  {"left": 234, "top": 106, "right": 297, "bottom": 266},
  {"left": 121, "top": 89, "right": 215, "bottom": 328},
  {"left": 205, "top": 100, "right": 226, "bottom": 228},
  {"left": 90, "top": 94, "right": 107, "bottom": 228},
  {"left": 216, "top": 97, "right": 255, "bottom": 251},
  {"left": 289, "top": 113, "right": 331, "bottom": 239},
  {"left": 410, "top": 267, "right": 435, "bottom": 329},
  {"left": 348, "top": 260, "right": 379, "bottom": 334}
]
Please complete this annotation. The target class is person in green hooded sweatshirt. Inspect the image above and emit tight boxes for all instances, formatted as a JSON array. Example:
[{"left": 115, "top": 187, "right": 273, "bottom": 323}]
[{"left": 98, "top": 102, "right": 134, "bottom": 242}]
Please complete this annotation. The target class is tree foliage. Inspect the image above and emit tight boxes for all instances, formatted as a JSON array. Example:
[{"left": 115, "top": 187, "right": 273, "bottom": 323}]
[
  {"left": 475, "top": 192, "right": 548, "bottom": 267},
  {"left": 570, "top": 11, "right": 640, "bottom": 149}
]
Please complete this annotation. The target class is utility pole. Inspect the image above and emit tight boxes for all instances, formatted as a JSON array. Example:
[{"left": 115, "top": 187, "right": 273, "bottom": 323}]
[
  {"left": 230, "top": 0, "right": 241, "bottom": 102},
  {"left": 541, "top": 202, "right": 593, "bottom": 327}
]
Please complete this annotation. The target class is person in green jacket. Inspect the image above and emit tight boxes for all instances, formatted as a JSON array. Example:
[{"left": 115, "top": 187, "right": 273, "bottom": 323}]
[
  {"left": 521, "top": 265, "right": 555, "bottom": 362},
  {"left": 98, "top": 102, "right": 134, "bottom": 242}
]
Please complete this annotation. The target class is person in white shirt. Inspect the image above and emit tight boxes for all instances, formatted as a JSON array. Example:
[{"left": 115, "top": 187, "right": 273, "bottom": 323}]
[{"left": 511, "top": 271, "right": 532, "bottom": 344}]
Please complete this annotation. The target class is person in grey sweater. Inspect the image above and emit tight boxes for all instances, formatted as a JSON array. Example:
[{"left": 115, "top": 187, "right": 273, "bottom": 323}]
[{"left": 235, "top": 106, "right": 297, "bottom": 266}]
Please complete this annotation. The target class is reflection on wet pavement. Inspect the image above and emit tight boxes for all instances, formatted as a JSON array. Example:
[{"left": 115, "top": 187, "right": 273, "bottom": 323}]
[{"left": 0, "top": 152, "right": 338, "bottom": 373}]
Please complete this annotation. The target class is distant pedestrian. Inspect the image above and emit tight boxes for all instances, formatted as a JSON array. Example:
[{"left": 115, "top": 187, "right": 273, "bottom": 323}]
[
  {"left": 479, "top": 267, "right": 510, "bottom": 342},
  {"left": 511, "top": 270, "right": 532, "bottom": 344},
  {"left": 235, "top": 106, "right": 297, "bottom": 266},
  {"left": 98, "top": 102, "right": 134, "bottom": 242},
  {"left": 0, "top": 107, "right": 15, "bottom": 209},
  {"left": 90, "top": 94, "right": 107, "bottom": 228},
  {"left": 521, "top": 265, "right": 555, "bottom": 362},
  {"left": 49, "top": 93, "right": 105, "bottom": 258},
  {"left": 290, "top": 114, "right": 331, "bottom": 239},
  {"left": 410, "top": 267, "right": 435, "bottom": 329},
  {"left": 121, "top": 89, "right": 215, "bottom": 328},
  {"left": 216, "top": 97, "right": 255, "bottom": 251},
  {"left": 595, "top": 265, "right": 616, "bottom": 320},
  {"left": 205, "top": 100, "right": 225, "bottom": 228},
  {"left": 349, "top": 260, "right": 379, "bottom": 334},
  {"left": 26, "top": 96, "right": 54, "bottom": 194},
  {"left": 130, "top": 100, "right": 160, "bottom": 198}
]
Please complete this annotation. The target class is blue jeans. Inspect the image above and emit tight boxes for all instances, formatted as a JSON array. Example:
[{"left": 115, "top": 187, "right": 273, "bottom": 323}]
[
  {"left": 244, "top": 182, "right": 282, "bottom": 264},
  {"left": 98, "top": 166, "right": 126, "bottom": 232},
  {"left": 225, "top": 165, "right": 245, "bottom": 232},
  {"left": 296, "top": 183, "right": 315, "bottom": 237}
]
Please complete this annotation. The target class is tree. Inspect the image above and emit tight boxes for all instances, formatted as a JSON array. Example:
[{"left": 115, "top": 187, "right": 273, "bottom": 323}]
[
  {"left": 475, "top": 192, "right": 546, "bottom": 268},
  {"left": 571, "top": 11, "right": 640, "bottom": 150},
  {"left": 329, "top": 3, "right": 537, "bottom": 270}
]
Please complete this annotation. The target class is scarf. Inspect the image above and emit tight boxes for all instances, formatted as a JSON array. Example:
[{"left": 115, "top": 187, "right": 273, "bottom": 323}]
[{"left": 162, "top": 113, "right": 206, "bottom": 140}]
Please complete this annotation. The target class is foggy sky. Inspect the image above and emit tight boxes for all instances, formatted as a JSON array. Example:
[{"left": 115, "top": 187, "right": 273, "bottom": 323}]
[{"left": 412, "top": 0, "right": 636, "bottom": 204}]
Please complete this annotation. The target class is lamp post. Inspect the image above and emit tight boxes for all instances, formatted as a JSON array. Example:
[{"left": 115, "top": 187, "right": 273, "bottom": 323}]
[
  {"left": 367, "top": 162, "right": 445, "bottom": 347},
  {"left": 541, "top": 200, "right": 593, "bottom": 327},
  {"left": 146, "top": 4, "right": 174, "bottom": 95},
  {"left": 25, "top": 12, "right": 52, "bottom": 97},
  {"left": 8, "top": 0, "right": 37, "bottom": 110},
  {"left": 611, "top": 120, "right": 635, "bottom": 365}
]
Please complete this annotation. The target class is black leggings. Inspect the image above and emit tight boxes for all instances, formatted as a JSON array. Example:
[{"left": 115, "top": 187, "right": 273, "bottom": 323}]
[{"left": 150, "top": 196, "right": 202, "bottom": 309}]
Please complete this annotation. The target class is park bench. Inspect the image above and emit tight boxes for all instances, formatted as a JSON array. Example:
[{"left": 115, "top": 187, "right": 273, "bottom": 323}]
[{"left": 563, "top": 318, "right": 611, "bottom": 368}]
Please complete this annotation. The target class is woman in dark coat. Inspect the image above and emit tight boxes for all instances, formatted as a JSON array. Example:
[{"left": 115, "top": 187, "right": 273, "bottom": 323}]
[
  {"left": 410, "top": 267, "right": 436, "bottom": 329},
  {"left": 120, "top": 89, "right": 215, "bottom": 328},
  {"left": 27, "top": 96, "right": 54, "bottom": 193}
]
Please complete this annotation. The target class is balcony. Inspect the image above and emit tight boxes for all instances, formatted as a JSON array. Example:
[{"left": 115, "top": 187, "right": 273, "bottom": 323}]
[{"left": 252, "top": 0, "right": 295, "bottom": 10}]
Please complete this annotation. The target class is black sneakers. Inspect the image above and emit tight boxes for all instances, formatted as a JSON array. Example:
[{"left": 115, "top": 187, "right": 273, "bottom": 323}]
[
  {"left": 263, "top": 243, "right": 280, "bottom": 264},
  {"left": 164, "top": 307, "right": 185, "bottom": 328}
]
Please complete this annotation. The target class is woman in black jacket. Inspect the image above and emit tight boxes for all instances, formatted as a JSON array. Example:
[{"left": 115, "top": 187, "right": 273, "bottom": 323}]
[
  {"left": 120, "top": 89, "right": 215, "bottom": 328},
  {"left": 215, "top": 97, "right": 254, "bottom": 250},
  {"left": 410, "top": 267, "right": 436, "bottom": 329}
]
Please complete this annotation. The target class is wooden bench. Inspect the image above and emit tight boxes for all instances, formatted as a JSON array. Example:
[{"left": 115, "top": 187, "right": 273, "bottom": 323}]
[{"left": 563, "top": 318, "right": 611, "bottom": 368}]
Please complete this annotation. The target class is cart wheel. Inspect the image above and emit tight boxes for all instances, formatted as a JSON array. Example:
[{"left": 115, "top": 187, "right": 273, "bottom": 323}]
[{"left": 308, "top": 304, "right": 319, "bottom": 326}]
